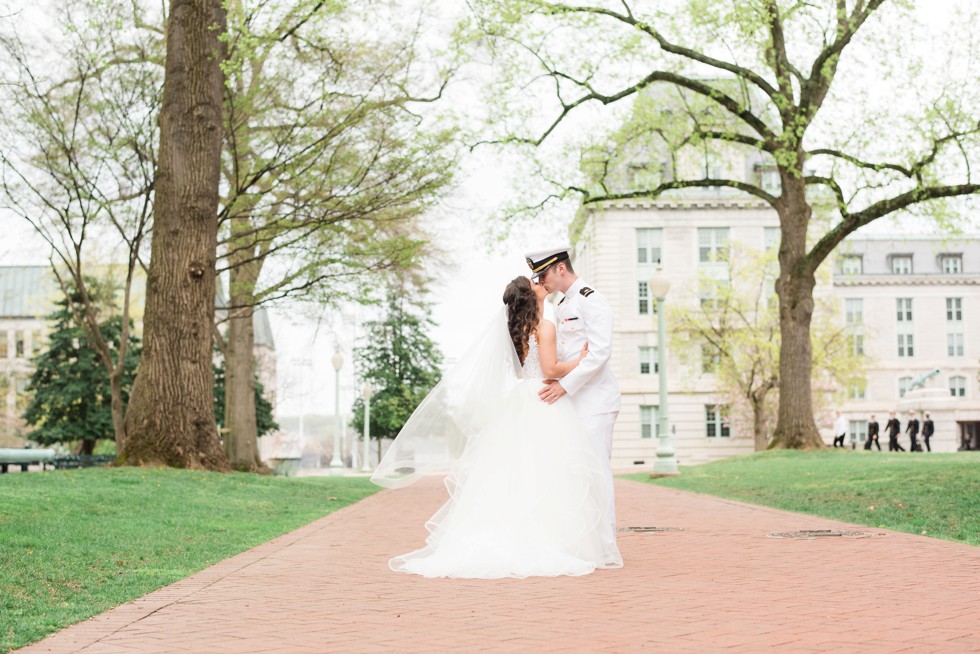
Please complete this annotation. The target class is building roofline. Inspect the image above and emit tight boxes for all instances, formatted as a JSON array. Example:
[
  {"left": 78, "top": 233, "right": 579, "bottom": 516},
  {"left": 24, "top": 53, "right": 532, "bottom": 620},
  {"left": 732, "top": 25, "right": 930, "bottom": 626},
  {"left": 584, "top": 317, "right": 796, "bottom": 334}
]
[
  {"left": 584, "top": 196, "right": 771, "bottom": 211},
  {"left": 844, "top": 234, "right": 980, "bottom": 242}
]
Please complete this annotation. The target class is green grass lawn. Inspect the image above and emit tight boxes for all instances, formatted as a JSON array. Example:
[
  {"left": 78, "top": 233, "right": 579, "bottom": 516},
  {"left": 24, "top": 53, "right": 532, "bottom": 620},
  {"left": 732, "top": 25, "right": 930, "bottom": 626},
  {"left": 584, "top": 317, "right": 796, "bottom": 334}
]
[
  {"left": 0, "top": 467, "right": 379, "bottom": 653},
  {"left": 625, "top": 449, "right": 979, "bottom": 546}
]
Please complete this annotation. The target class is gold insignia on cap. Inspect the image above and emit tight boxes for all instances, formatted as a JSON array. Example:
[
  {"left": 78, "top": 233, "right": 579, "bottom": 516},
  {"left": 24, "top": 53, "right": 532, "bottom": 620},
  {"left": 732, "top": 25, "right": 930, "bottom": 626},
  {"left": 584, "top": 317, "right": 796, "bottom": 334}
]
[{"left": 531, "top": 256, "right": 558, "bottom": 274}]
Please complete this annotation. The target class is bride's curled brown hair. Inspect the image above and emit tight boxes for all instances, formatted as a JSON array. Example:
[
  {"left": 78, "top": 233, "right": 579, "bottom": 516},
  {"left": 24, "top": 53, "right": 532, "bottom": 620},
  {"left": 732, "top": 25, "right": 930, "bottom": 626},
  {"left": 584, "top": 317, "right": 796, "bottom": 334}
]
[{"left": 502, "top": 276, "right": 538, "bottom": 365}]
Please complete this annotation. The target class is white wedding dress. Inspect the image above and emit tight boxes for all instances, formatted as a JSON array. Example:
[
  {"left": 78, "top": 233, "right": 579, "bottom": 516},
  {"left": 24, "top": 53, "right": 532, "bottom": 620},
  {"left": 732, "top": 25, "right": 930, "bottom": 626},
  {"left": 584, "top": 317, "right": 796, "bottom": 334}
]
[{"left": 388, "top": 331, "right": 623, "bottom": 579}]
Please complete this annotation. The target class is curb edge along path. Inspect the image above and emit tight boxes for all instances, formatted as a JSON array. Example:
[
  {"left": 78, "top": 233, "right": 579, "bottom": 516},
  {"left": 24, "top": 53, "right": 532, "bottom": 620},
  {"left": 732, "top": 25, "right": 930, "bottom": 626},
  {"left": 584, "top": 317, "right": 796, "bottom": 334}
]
[{"left": 19, "top": 478, "right": 980, "bottom": 654}]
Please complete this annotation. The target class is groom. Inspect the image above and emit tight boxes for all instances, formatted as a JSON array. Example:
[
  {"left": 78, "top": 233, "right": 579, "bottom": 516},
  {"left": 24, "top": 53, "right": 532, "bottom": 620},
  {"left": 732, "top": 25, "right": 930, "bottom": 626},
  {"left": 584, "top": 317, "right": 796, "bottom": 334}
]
[{"left": 526, "top": 246, "right": 621, "bottom": 541}]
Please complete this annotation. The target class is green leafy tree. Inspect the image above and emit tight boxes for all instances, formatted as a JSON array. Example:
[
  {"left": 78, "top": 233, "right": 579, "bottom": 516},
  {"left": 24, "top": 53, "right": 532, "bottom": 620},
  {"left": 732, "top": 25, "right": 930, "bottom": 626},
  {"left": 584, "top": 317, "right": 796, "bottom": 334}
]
[
  {"left": 215, "top": 0, "right": 457, "bottom": 471},
  {"left": 350, "top": 291, "right": 443, "bottom": 458},
  {"left": 23, "top": 299, "right": 140, "bottom": 455},
  {"left": 469, "top": 0, "right": 980, "bottom": 449},
  {"left": 3, "top": 1, "right": 457, "bottom": 470},
  {"left": 669, "top": 244, "right": 863, "bottom": 451},
  {"left": 0, "top": 1, "right": 158, "bottom": 452}
]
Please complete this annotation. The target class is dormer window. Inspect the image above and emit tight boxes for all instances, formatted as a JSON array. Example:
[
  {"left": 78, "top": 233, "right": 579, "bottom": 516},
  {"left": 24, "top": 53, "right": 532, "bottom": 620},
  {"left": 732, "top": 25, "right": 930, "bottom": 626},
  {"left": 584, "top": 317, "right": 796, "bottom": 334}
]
[
  {"left": 628, "top": 162, "right": 671, "bottom": 188},
  {"left": 840, "top": 255, "right": 862, "bottom": 275},
  {"left": 891, "top": 255, "right": 912, "bottom": 274},
  {"left": 753, "top": 163, "right": 780, "bottom": 195},
  {"left": 941, "top": 254, "right": 962, "bottom": 274}
]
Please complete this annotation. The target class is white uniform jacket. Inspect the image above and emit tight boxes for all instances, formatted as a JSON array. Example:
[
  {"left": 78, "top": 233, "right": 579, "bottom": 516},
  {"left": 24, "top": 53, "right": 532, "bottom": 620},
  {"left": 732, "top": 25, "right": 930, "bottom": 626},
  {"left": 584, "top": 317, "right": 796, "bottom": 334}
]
[{"left": 555, "top": 278, "right": 621, "bottom": 416}]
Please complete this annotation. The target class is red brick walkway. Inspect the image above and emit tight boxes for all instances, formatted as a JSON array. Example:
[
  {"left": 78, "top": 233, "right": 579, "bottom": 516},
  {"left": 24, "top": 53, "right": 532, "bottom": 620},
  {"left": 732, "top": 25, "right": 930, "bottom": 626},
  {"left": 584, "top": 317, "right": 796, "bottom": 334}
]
[{"left": 18, "top": 478, "right": 980, "bottom": 653}]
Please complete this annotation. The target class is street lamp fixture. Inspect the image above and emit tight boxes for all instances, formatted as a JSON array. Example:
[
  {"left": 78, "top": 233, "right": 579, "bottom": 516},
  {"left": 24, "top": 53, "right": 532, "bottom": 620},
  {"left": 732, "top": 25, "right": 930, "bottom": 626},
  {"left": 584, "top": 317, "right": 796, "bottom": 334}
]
[
  {"left": 330, "top": 349, "right": 344, "bottom": 469},
  {"left": 360, "top": 382, "right": 374, "bottom": 472},
  {"left": 649, "top": 266, "right": 679, "bottom": 477}
]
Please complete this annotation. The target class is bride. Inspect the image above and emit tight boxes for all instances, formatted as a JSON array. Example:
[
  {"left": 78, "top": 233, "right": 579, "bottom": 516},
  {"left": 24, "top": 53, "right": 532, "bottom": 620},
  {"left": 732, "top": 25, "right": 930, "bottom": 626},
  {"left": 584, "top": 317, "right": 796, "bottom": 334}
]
[{"left": 371, "top": 276, "right": 623, "bottom": 579}]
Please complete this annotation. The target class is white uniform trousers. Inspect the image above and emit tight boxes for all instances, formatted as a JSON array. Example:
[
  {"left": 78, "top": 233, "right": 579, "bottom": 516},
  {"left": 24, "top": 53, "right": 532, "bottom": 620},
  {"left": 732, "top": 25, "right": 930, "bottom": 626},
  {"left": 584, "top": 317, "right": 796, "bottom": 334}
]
[{"left": 581, "top": 412, "right": 619, "bottom": 546}]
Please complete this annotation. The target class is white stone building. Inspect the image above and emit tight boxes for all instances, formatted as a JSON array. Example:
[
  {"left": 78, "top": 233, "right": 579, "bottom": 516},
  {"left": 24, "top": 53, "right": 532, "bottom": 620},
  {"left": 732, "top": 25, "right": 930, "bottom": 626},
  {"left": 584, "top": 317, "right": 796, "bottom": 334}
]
[
  {"left": 0, "top": 266, "right": 56, "bottom": 445},
  {"left": 570, "top": 199, "right": 980, "bottom": 468},
  {"left": 572, "top": 193, "right": 778, "bottom": 468},
  {"left": 834, "top": 237, "right": 980, "bottom": 452}
]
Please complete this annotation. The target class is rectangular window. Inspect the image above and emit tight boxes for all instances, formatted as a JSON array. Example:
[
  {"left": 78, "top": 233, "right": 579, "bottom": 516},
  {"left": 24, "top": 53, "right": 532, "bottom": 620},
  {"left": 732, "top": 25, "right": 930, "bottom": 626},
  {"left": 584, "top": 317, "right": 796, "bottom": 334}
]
[
  {"left": 896, "top": 298, "right": 913, "bottom": 321},
  {"left": 848, "top": 382, "right": 866, "bottom": 400},
  {"left": 897, "top": 333, "right": 914, "bottom": 358},
  {"left": 899, "top": 377, "right": 912, "bottom": 398},
  {"left": 947, "top": 333, "right": 964, "bottom": 357},
  {"left": 0, "top": 331, "right": 7, "bottom": 359},
  {"left": 639, "top": 347, "right": 658, "bottom": 375},
  {"left": 703, "top": 153, "right": 723, "bottom": 180},
  {"left": 15, "top": 331, "right": 25, "bottom": 359},
  {"left": 764, "top": 226, "right": 780, "bottom": 252},
  {"left": 896, "top": 298, "right": 913, "bottom": 357},
  {"left": 848, "top": 420, "right": 868, "bottom": 444},
  {"left": 946, "top": 297, "right": 963, "bottom": 321},
  {"left": 851, "top": 333, "right": 865, "bottom": 357},
  {"left": 698, "top": 228, "right": 729, "bottom": 263},
  {"left": 629, "top": 162, "right": 670, "bottom": 188},
  {"left": 949, "top": 376, "right": 967, "bottom": 397},
  {"left": 753, "top": 164, "right": 781, "bottom": 195},
  {"left": 845, "top": 299, "right": 864, "bottom": 325},
  {"left": 891, "top": 255, "right": 912, "bottom": 274},
  {"left": 698, "top": 276, "right": 730, "bottom": 310},
  {"left": 30, "top": 330, "right": 43, "bottom": 356},
  {"left": 946, "top": 298, "right": 964, "bottom": 357},
  {"left": 841, "top": 255, "right": 863, "bottom": 275},
  {"left": 705, "top": 404, "right": 730, "bottom": 438},
  {"left": 638, "top": 281, "right": 650, "bottom": 316},
  {"left": 701, "top": 344, "right": 720, "bottom": 374},
  {"left": 845, "top": 298, "right": 864, "bottom": 356},
  {"left": 636, "top": 228, "right": 662, "bottom": 265},
  {"left": 640, "top": 405, "right": 659, "bottom": 439},
  {"left": 941, "top": 255, "right": 962, "bottom": 274}
]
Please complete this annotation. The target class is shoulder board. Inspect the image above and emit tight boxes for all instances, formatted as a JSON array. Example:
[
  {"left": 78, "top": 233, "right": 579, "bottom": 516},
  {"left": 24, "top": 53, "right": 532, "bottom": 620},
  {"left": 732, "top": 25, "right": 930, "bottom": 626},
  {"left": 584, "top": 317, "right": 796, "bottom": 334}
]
[{"left": 579, "top": 287, "right": 595, "bottom": 297}]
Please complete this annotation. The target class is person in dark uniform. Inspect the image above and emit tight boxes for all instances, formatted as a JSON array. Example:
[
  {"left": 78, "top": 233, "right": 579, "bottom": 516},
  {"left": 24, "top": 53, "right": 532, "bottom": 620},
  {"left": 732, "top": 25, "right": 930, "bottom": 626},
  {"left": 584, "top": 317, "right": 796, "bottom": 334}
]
[
  {"left": 906, "top": 411, "right": 921, "bottom": 452},
  {"left": 864, "top": 414, "right": 881, "bottom": 451},
  {"left": 921, "top": 413, "right": 934, "bottom": 452},
  {"left": 885, "top": 412, "right": 904, "bottom": 451}
]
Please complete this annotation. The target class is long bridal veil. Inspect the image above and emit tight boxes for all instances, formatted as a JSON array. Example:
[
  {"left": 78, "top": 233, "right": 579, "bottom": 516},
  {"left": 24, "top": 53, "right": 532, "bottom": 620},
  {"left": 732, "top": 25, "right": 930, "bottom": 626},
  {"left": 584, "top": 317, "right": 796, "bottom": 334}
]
[{"left": 370, "top": 306, "right": 521, "bottom": 489}]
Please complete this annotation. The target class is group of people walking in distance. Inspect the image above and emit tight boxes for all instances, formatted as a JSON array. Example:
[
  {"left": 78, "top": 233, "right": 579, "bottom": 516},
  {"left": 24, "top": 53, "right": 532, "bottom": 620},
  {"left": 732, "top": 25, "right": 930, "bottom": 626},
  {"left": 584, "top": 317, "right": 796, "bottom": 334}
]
[{"left": 833, "top": 411, "right": 935, "bottom": 452}]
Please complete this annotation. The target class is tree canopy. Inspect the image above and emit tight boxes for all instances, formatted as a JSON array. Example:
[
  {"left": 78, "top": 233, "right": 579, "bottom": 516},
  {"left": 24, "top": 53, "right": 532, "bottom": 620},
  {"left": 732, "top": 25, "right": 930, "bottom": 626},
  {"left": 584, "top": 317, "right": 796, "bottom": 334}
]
[{"left": 468, "top": 0, "right": 980, "bottom": 448}]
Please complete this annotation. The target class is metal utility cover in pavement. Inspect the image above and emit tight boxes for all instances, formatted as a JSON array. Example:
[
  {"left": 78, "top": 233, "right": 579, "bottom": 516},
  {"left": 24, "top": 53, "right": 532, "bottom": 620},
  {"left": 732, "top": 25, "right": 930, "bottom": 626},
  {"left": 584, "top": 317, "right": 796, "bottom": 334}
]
[{"left": 767, "top": 529, "right": 876, "bottom": 539}]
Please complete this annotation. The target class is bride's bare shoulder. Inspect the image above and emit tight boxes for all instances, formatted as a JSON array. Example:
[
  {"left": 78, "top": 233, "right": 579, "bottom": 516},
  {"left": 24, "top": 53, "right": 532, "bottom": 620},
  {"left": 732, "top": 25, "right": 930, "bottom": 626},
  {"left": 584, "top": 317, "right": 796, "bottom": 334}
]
[{"left": 536, "top": 319, "right": 556, "bottom": 334}]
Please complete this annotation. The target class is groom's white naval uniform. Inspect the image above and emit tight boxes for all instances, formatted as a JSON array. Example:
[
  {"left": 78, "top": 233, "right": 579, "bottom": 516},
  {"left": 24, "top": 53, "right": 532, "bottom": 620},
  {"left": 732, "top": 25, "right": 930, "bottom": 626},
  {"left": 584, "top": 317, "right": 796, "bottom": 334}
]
[{"left": 526, "top": 248, "right": 621, "bottom": 540}]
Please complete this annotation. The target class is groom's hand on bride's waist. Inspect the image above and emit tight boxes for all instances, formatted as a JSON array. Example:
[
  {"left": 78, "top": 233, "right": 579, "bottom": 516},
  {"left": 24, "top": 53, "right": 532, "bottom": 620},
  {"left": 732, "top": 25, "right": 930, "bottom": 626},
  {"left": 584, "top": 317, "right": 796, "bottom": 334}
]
[{"left": 538, "top": 380, "right": 567, "bottom": 404}]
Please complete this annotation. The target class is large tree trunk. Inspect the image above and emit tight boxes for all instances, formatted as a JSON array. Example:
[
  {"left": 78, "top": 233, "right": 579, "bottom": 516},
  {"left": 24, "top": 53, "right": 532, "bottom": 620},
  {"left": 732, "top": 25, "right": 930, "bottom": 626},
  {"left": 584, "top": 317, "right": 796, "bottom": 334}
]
[
  {"left": 224, "top": 295, "right": 263, "bottom": 471},
  {"left": 771, "top": 184, "right": 824, "bottom": 450},
  {"left": 122, "top": 0, "right": 228, "bottom": 470}
]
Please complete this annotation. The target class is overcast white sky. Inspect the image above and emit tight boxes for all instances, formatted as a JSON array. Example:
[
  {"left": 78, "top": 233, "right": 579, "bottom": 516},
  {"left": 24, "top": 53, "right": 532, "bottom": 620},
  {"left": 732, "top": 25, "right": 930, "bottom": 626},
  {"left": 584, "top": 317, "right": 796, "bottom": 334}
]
[{"left": 1, "top": 0, "right": 975, "bottom": 423}]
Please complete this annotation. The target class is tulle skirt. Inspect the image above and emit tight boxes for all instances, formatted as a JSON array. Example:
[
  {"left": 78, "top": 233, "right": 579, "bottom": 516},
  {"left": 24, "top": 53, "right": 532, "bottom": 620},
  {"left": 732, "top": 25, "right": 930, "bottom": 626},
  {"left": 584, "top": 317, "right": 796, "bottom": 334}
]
[{"left": 390, "top": 378, "right": 623, "bottom": 579}]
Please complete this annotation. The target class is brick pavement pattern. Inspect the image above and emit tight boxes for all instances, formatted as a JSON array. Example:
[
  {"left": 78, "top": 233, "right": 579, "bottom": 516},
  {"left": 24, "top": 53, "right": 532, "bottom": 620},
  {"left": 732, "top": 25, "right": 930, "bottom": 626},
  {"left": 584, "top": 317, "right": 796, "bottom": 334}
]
[{"left": 18, "top": 477, "right": 980, "bottom": 653}]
